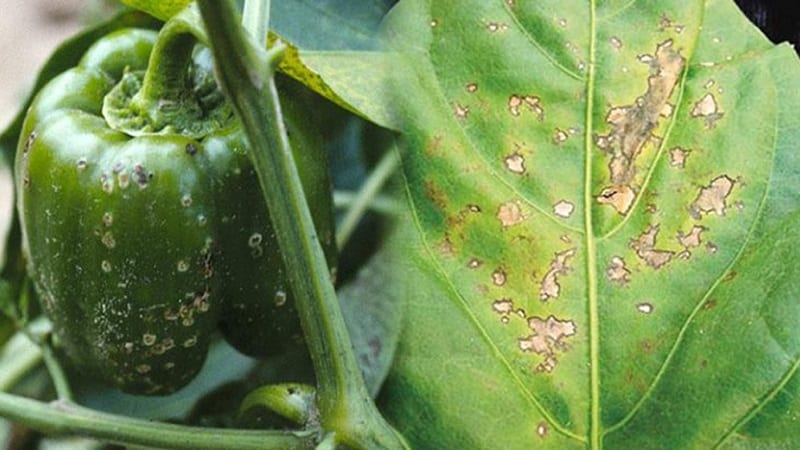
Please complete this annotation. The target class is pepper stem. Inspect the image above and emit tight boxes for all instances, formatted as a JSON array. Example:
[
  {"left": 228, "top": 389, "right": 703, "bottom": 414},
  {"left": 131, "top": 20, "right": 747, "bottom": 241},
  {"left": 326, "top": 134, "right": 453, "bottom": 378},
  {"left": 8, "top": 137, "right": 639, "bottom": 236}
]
[
  {"left": 130, "top": 30, "right": 197, "bottom": 118},
  {"left": 103, "top": 6, "right": 228, "bottom": 138}
]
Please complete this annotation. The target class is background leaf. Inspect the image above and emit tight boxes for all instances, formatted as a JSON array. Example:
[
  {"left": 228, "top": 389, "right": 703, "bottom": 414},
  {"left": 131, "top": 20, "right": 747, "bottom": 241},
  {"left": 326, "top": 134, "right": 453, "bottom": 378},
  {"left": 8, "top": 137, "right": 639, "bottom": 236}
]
[
  {"left": 380, "top": 0, "right": 800, "bottom": 448},
  {"left": 268, "top": 0, "right": 397, "bottom": 128},
  {"left": 339, "top": 231, "right": 407, "bottom": 397}
]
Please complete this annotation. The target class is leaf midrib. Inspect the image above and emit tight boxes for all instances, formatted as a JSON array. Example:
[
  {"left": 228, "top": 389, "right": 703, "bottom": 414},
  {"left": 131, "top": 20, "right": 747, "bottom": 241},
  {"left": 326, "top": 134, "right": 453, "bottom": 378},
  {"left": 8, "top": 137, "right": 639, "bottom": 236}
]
[{"left": 584, "top": 1, "right": 601, "bottom": 448}]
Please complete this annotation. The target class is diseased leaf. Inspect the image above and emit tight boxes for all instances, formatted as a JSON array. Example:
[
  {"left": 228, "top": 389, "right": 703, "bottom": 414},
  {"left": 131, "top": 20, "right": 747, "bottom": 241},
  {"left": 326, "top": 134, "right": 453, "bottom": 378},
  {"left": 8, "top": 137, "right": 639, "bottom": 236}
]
[{"left": 381, "top": 0, "right": 800, "bottom": 448}]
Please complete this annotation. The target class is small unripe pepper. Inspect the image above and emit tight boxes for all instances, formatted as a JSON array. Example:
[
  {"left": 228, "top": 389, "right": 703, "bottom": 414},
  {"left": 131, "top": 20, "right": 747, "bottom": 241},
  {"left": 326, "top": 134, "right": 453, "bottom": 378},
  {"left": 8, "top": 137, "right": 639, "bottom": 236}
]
[{"left": 15, "top": 14, "right": 336, "bottom": 395}]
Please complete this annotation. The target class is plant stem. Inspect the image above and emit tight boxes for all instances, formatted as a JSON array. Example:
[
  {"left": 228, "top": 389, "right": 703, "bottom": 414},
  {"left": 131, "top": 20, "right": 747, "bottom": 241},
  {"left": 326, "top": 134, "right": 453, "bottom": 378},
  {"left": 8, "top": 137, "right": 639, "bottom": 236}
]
[
  {"left": 243, "top": 0, "right": 270, "bottom": 44},
  {"left": 0, "top": 332, "right": 42, "bottom": 392},
  {"left": 333, "top": 191, "right": 402, "bottom": 216},
  {"left": 0, "top": 393, "right": 311, "bottom": 449},
  {"left": 126, "top": 7, "right": 208, "bottom": 132},
  {"left": 196, "top": 2, "right": 406, "bottom": 448},
  {"left": 40, "top": 337, "right": 72, "bottom": 402},
  {"left": 335, "top": 148, "right": 400, "bottom": 249}
]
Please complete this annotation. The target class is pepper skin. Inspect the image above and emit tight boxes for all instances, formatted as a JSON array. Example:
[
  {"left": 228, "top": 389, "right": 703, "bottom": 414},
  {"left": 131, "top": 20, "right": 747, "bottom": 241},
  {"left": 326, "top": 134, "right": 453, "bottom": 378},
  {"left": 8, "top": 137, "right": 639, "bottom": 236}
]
[{"left": 15, "top": 27, "right": 335, "bottom": 395}]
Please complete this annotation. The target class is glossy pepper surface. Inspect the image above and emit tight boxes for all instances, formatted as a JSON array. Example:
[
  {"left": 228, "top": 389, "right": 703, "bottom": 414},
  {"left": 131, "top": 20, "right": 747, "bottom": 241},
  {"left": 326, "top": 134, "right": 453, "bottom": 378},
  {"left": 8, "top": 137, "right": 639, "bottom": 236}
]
[{"left": 15, "top": 23, "right": 336, "bottom": 395}]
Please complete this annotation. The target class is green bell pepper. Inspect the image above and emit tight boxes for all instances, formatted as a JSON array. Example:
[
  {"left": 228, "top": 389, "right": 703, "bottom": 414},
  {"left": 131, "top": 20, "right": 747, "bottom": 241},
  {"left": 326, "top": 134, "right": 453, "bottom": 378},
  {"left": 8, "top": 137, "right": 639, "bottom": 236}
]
[{"left": 15, "top": 21, "right": 336, "bottom": 395}]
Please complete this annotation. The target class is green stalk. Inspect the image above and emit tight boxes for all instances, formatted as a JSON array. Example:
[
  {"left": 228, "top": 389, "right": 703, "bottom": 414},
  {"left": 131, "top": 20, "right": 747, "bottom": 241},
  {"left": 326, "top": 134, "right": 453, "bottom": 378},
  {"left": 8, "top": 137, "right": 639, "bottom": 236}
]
[
  {"left": 333, "top": 191, "right": 402, "bottom": 216},
  {"left": 335, "top": 148, "right": 400, "bottom": 248},
  {"left": 243, "top": 0, "right": 270, "bottom": 44},
  {"left": 123, "top": 7, "right": 209, "bottom": 134},
  {"left": 196, "top": 1, "right": 406, "bottom": 448},
  {"left": 0, "top": 393, "right": 311, "bottom": 449},
  {"left": 40, "top": 338, "right": 72, "bottom": 401},
  {"left": 0, "top": 332, "right": 42, "bottom": 392}
]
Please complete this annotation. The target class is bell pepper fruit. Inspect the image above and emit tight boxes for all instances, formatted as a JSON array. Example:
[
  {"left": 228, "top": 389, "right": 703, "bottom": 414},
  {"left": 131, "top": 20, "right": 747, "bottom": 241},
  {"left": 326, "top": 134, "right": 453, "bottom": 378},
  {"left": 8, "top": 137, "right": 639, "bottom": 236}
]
[{"left": 15, "top": 19, "right": 336, "bottom": 395}]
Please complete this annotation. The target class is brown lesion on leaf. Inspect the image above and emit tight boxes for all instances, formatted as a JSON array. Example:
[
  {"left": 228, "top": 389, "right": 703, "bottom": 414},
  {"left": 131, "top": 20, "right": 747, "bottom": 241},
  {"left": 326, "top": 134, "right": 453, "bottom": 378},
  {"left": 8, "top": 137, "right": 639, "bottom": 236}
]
[
  {"left": 536, "top": 422, "right": 548, "bottom": 438},
  {"left": 424, "top": 134, "right": 443, "bottom": 157},
  {"left": 437, "top": 236, "right": 455, "bottom": 258},
  {"left": 553, "top": 200, "right": 575, "bottom": 218},
  {"left": 518, "top": 315, "right": 577, "bottom": 373},
  {"left": 606, "top": 256, "right": 631, "bottom": 285},
  {"left": 596, "top": 39, "right": 685, "bottom": 214},
  {"left": 553, "top": 128, "right": 569, "bottom": 145},
  {"left": 508, "top": 94, "right": 543, "bottom": 120},
  {"left": 465, "top": 83, "right": 478, "bottom": 93},
  {"left": 539, "top": 248, "right": 577, "bottom": 301},
  {"left": 669, "top": 147, "right": 690, "bottom": 168},
  {"left": 676, "top": 225, "right": 706, "bottom": 259},
  {"left": 597, "top": 185, "right": 636, "bottom": 215},
  {"left": 485, "top": 22, "right": 509, "bottom": 33},
  {"left": 454, "top": 102, "right": 470, "bottom": 120},
  {"left": 423, "top": 179, "right": 448, "bottom": 211},
  {"left": 492, "top": 298, "right": 514, "bottom": 316},
  {"left": 661, "top": 103, "right": 674, "bottom": 118},
  {"left": 690, "top": 175, "right": 734, "bottom": 219},
  {"left": 497, "top": 200, "right": 525, "bottom": 228},
  {"left": 467, "top": 258, "right": 482, "bottom": 269},
  {"left": 637, "top": 303, "right": 654, "bottom": 314},
  {"left": 491, "top": 268, "right": 507, "bottom": 286},
  {"left": 630, "top": 225, "right": 675, "bottom": 269},
  {"left": 690, "top": 93, "right": 724, "bottom": 128},
  {"left": 504, "top": 152, "right": 526, "bottom": 174}
]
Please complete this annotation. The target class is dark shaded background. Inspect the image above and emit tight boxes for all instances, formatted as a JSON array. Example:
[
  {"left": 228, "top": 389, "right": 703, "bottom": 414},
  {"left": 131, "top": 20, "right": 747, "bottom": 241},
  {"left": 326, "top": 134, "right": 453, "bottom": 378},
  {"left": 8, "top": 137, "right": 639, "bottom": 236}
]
[{"left": 736, "top": 0, "right": 800, "bottom": 51}]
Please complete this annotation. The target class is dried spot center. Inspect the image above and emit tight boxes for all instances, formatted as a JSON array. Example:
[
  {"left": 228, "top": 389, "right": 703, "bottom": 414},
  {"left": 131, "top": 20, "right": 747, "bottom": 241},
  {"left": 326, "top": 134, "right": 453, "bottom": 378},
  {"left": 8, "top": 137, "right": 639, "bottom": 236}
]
[
  {"left": 497, "top": 201, "right": 524, "bottom": 228},
  {"left": 518, "top": 315, "right": 577, "bottom": 372},
  {"left": 630, "top": 225, "right": 674, "bottom": 269},
  {"left": 539, "top": 248, "right": 577, "bottom": 301},
  {"left": 606, "top": 256, "right": 631, "bottom": 285},
  {"left": 596, "top": 40, "right": 685, "bottom": 214},
  {"left": 690, "top": 175, "right": 734, "bottom": 218}
]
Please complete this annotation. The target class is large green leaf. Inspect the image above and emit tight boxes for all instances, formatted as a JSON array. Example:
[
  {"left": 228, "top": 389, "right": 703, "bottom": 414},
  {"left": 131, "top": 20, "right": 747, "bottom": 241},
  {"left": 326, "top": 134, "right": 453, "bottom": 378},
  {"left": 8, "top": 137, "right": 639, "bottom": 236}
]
[{"left": 381, "top": 0, "right": 800, "bottom": 448}]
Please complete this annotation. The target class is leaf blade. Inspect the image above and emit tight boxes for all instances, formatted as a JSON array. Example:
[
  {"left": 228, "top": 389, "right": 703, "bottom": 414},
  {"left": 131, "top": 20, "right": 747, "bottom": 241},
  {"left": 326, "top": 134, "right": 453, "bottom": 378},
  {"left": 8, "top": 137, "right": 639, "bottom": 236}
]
[{"left": 382, "top": 0, "right": 800, "bottom": 447}]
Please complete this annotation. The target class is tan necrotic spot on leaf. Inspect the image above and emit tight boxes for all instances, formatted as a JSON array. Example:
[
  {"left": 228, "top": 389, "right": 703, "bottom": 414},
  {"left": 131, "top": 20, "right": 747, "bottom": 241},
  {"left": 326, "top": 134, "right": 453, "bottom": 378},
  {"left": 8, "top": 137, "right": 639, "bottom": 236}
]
[
  {"left": 486, "top": 22, "right": 509, "bottom": 33},
  {"left": 553, "top": 200, "right": 575, "bottom": 218},
  {"left": 677, "top": 225, "right": 706, "bottom": 248},
  {"left": 536, "top": 422, "right": 548, "bottom": 438},
  {"left": 677, "top": 225, "right": 706, "bottom": 260},
  {"left": 553, "top": 128, "right": 569, "bottom": 145},
  {"left": 606, "top": 256, "right": 631, "bottom": 285},
  {"left": 497, "top": 201, "right": 525, "bottom": 228},
  {"left": 504, "top": 152, "right": 526, "bottom": 174},
  {"left": 597, "top": 185, "right": 636, "bottom": 214},
  {"left": 508, "top": 94, "right": 543, "bottom": 119},
  {"left": 636, "top": 303, "right": 654, "bottom": 314},
  {"left": 492, "top": 298, "right": 514, "bottom": 316},
  {"left": 492, "top": 268, "right": 507, "bottom": 286},
  {"left": 518, "top": 315, "right": 577, "bottom": 373},
  {"left": 467, "top": 258, "right": 482, "bottom": 269},
  {"left": 669, "top": 147, "right": 690, "bottom": 168},
  {"left": 454, "top": 102, "right": 470, "bottom": 119},
  {"left": 690, "top": 93, "right": 724, "bottom": 128},
  {"left": 465, "top": 83, "right": 478, "bottom": 93},
  {"left": 630, "top": 225, "right": 675, "bottom": 269},
  {"left": 610, "top": 36, "right": 623, "bottom": 50},
  {"left": 539, "top": 248, "right": 577, "bottom": 301},
  {"left": 690, "top": 175, "right": 735, "bottom": 218},
  {"left": 596, "top": 39, "right": 685, "bottom": 213}
]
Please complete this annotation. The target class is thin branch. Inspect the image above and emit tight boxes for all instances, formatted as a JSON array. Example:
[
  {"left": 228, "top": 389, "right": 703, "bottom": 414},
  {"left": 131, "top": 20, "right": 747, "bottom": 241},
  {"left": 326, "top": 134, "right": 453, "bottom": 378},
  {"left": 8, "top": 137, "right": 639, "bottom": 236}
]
[{"left": 336, "top": 148, "right": 400, "bottom": 248}]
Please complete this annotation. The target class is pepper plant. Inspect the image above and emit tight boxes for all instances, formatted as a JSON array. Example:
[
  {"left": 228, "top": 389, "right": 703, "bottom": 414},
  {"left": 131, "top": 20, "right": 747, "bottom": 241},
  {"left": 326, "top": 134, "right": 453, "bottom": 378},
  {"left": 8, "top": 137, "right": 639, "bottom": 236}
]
[{"left": 2, "top": 0, "right": 800, "bottom": 449}]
